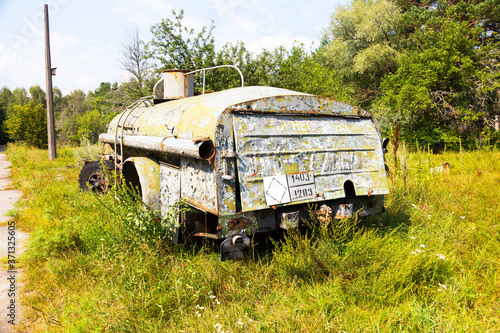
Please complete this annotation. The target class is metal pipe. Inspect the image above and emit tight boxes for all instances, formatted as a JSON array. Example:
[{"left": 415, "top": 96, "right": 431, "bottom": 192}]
[{"left": 100, "top": 134, "right": 215, "bottom": 160}]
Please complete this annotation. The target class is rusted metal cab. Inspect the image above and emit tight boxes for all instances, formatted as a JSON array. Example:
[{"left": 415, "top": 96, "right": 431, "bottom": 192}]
[{"left": 95, "top": 68, "right": 389, "bottom": 260}]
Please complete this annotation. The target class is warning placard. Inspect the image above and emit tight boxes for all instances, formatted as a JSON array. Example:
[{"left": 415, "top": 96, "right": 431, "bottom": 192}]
[{"left": 263, "top": 172, "right": 315, "bottom": 206}]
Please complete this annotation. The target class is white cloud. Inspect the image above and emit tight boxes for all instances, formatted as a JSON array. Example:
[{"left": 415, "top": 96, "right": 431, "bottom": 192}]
[
  {"left": 51, "top": 32, "right": 78, "bottom": 53},
  {"left": 0, "top": 0, "right": 343, "bottom": 94},
  {"left": 246, "top": 34, "right": 314, "bottom": 53},
  {"left": 75, "top": 76, "right": 94, "bottom": 89},
  {"left": 218, "top": 14, "right": 260, "bottom": 38},
  {"left": 209, "top": 0, "right": 246, "bottom": 19},
  {"left": 137, "top": 0, "right": 176, "bottom": 11},
  {"left": 113, "top": 0, "right": 176, "bottom": 31},
  {"left": 0, "top": 44, "right": 9, "bottom": 71}
]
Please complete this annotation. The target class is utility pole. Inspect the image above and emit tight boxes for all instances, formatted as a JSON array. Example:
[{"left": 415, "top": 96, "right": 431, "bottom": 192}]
[{"left": 44, "top": 4, "right": 57, "bottom": 160}]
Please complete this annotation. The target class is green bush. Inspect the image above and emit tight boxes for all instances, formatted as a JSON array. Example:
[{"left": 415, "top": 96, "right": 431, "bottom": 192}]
[{"left": 5, "top": 101, "right": 47, "bottom": 148}]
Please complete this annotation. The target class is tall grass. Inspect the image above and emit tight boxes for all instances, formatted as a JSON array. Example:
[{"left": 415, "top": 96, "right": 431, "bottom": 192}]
[{"left": 8, "top": 143, "right": 500, "bottom": 332}]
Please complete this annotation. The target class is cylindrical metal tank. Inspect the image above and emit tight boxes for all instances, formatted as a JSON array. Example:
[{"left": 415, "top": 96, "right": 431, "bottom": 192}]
[{"left": 97, "top": 85, "right": 389, "bottom": 259}]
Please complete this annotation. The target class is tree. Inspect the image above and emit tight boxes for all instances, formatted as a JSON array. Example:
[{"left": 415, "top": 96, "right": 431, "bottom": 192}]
[
  {"left": 146, "top": 9, "right": 216, "bottom": 72},
  {"left": 377, "top": 15, "right": 500, "bottom": 147},
  {"left": 394, "top": 0, "right": 500, "bottom": 45},
  {"left": 5, "top": 101, "right": 47, "bottom": 148},
  {"left": 56, "top": 89, "right": 89, "bottom": 144},
  {"left": 76, "top": 109, "right": 113, "bottom": 144},
  {"left": 53, "top": 87, "right": 63, "bottom": 115},
  {"left": 54, "top": 84, "right": 130, "bottom": 145},
  {"left": 275, "top": 44, "right": 353, "bottom": 101},
  {"left": 324, "top": 0, "right": 403, "bottom": 106},
  {"left": 29, "top": 85, "right": 46, "bottom": 107},
  {"left": 119, "top": 28, "right": 154, "bottom": 99},
  {"left": 0, "top": 87, "right": 13, "bottom": 143}
]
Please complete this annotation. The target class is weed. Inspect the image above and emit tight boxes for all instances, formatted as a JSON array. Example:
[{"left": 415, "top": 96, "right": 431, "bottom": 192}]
[
  {"left": 7, "top": 143, "right": 500, "bottom": 332},
  {"left": 72, "top": 137, "right": 105, "bottom": 163}
]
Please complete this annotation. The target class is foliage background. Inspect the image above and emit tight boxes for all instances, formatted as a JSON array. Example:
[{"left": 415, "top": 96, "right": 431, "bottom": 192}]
[
  {"left": 1, "top": 1, "right": 498, "bottom": 149},
  {"left": 2, "top": 1, "right": 500, "bottom": 331}
]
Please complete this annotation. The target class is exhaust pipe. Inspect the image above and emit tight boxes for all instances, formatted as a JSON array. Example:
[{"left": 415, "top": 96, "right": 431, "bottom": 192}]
[{"left": 99, "top": 133, "right": 215, "bottom": 160}]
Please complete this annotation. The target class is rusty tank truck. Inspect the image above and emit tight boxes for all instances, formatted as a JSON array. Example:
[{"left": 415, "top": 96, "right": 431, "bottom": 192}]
[{"left": 79, "top": 66, "right": 390, "bottom": 260}]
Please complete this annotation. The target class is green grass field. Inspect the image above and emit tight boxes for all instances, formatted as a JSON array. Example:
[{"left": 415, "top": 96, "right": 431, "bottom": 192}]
[{"left": 7, "top": 143, "right": 500, "bottom": 332}]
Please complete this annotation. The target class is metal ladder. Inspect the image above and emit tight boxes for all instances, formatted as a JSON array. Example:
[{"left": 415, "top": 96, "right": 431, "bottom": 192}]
[{"left": 113, "top": 95, "right": 154, "bottom": 172}]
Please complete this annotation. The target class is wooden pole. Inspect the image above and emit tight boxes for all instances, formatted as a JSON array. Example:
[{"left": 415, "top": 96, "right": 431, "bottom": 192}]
[{"left": 44, "top": 4, "right": 57, "bottom": 160}]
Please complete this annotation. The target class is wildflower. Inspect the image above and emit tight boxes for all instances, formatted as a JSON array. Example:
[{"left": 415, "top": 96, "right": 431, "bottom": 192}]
[
  {"left": 436, "top": 254, "right": 446, "bottom": 260},
  {"left": 411, "top": 251, "right": 417, "bottom": 255},
  {"left": 461, "top": 216, "right": 465, "bottom": 219},
  {"left": 416, "top": 249, "right": 422, "bottom": 253},
  {"left": 419, "top": 244, "right": 425, "bottom": 248},
  {"left": 410, "top": 237, "right": 416, "bottom": 240},
  {"left": 214, "top": 323, "right": 223, "bottom": 332},
  {"left": 438, "top": 283, "right": 447, "bottom": 290},
  {"left": 471, "top": 227, "right": 476, "bottom": 230},
  {"left": 237, "top": 318, "right": 244, "bottom": 326}
]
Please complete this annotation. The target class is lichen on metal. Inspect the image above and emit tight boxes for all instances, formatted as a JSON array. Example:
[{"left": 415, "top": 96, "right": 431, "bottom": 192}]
[{"left": 96, "top": 81, "right": 389, "bottom": 250}]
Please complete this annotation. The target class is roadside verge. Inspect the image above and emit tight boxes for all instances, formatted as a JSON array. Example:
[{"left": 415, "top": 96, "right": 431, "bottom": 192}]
[{"left": 0, "top": 146, "right": 29, "bottom": 332}]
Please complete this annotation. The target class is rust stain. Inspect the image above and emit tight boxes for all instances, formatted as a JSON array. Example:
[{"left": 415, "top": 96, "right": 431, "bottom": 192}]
[
  {"left": 227, "top": 218, "right": 247, "bottom": 230},
  {"left": 103, "top": 84, "right": 388, "bottom": 241}
]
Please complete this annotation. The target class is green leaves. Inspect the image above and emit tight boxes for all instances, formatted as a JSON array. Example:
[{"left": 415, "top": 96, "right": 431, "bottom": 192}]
[
  {"left": 324, "top": 0, "right": 402, "bottom": 106},
  {"left": 377, "top": 14, "right": 500, "bottom": 146},
  {"left": 146, "top": 9, "right": 216, "bottom": 72},
  {"left": 5, "top": 101, "right": 48, "bottom": 148}
]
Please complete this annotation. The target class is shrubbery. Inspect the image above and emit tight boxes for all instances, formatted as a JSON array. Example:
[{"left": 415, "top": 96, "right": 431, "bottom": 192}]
[{"left": 7, "top": 143, "right": 500, "bottom": 331}]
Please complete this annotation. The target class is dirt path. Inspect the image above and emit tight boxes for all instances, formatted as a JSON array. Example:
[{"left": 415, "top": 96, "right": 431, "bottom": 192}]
[{"left": 0, "top": 146, "right": 29, "bottom": 332}]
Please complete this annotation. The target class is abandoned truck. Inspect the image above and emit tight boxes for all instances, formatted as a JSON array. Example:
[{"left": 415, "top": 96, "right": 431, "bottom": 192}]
[{"left": 79, "top": 67, "right": 390, "bottom": 260}]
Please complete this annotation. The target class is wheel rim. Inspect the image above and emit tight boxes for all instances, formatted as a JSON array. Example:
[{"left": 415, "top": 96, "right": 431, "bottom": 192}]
[{"left": 87, "top": 173, "right": 106, "bottom": 192}]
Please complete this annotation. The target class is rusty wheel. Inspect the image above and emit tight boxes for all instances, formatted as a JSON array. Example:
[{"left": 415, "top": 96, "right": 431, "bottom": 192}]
[{"left": 78, "top": 160, "right": 115, "bottom": 192}]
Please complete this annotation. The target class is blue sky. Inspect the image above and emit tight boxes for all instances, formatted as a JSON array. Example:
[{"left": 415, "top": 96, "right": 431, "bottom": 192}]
[{"left": 0, "top": 0, "right": 349, "bottom": 95}]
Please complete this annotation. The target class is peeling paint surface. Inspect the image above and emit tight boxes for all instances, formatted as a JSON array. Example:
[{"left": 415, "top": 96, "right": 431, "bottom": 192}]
[
  {"left": 219, "top": 210, "right": 276, "bottom": 237},
  {"left": 160, "top": 163, "right": 180, "bottom": 215},
  {"left": 107, "top": 87, "right": 307, "bottom": 142},
  {"left": 233, "top": 114, "right": 389, "bottom": 212},
  {"left": 215, "top": 112, "right": 238, "bottom": 214},
  {"left": 180, "top": 157, "right": 217, "bottom": 215},
  {"left": 125, "top": 157, "right": 161, "bottom": 211},
  {"left": 104, "top": 86, "right": 389, "bottom": 231}
]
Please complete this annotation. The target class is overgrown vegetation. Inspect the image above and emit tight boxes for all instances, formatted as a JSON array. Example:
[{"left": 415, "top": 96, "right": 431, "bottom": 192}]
[
  {"left": 1, "top": 1, "right": 498, "bottom": 149},
  {"left": 9, "top": 143, "right": 500, "bottom": 332},
  {"left": 2, "top": 1, "right": 500, "bottom": 331}
]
